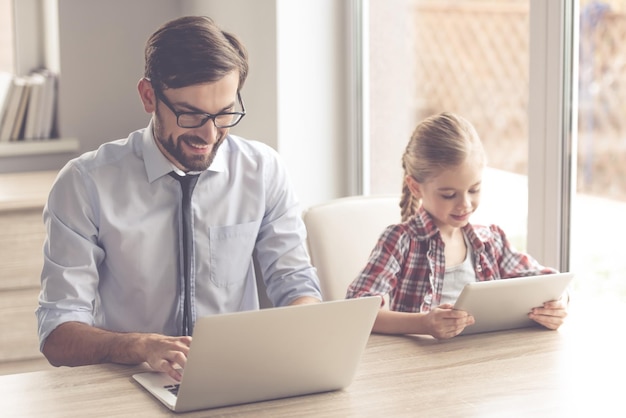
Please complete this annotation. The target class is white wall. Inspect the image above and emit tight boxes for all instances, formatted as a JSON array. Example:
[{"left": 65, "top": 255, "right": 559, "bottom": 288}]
[
  {"left": 182, "top": 0, "right": 279, "bottom": 151},
  {"left": 3, "top": 0, "right": 350, "bottom": 208},
  {"left": 56, "top": 0, "right": 179, "bottom": 155},
  {"left": 183, "top": 0, "right": 350, "bottom": 208},
  {"left": 277, "top": 0, "right": 349, "bottom": 208}
]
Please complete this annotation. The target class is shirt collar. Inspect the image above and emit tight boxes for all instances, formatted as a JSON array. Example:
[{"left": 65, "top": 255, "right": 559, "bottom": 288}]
[
  {"left": 142, "top": 119, "right": 229, "bottom": 182},
  {"left": 209, "top": 136, "right": 228, "bottom": 173},
  {"left": 410, "top": 205, "right": 485, "bottom": 253},
  {"left": 410, "top": 206, "right": 440, "bottom": 240}
]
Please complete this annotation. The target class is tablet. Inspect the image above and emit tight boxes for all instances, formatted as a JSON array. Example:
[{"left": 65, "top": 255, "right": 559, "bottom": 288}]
[{"left": 453, "top": 272, "right": 574, "bottom": 335}]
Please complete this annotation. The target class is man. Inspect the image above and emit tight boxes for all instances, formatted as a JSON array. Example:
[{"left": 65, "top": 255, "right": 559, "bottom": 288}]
[{"left": 37, "top": 16, "right": 321, "bottom": 381}]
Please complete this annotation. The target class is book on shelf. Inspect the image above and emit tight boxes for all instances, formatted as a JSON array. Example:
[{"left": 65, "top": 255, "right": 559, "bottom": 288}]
[
  {"left": 37, "top": 69, "right": 57, "bottom": 139},
  {"left": 0, "top": 76, "right": 28, "bottom": 143},
  {"left": 0, "top": 69, "right": 59, "bottom": 143},
  {"left": 0, "top": 72, "right": 12, "bottom": 130},
  {"left": 9, "top": 79, "right": 31, "bottom": 141},
  {"left": 23, "top": 72, "right": 47, "bottom": 140}
]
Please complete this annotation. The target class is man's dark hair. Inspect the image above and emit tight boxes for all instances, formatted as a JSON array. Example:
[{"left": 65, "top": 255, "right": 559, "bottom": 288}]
[{"left": 144, "top": 16, "right": 249, "bottom": 91}]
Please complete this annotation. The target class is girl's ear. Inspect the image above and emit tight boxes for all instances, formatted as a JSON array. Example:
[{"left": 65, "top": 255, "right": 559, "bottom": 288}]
[
  {"left": 137, "top": 78, "right": 157, "bottom": 113},
  {"left": 405, "top": 175, "right": 422, "bottom": 199}
]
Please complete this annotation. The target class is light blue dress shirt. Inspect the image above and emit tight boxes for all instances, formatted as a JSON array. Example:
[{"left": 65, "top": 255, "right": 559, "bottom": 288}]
[{"left": 36, "top": 123, "right": 321, "bottom": 349}]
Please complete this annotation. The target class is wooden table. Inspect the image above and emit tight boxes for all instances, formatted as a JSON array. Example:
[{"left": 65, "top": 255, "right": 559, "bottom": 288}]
[{"left": 2, "top": 313, "right": 624, "bottom": 417}]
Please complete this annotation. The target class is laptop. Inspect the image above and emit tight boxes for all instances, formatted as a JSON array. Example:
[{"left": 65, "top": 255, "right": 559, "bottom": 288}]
[
  {"left": 132, "top": 296, "right": 381, "bottom": 413},
  {"left": 454, "top": 272, "right": 574, "bottom": 335}
]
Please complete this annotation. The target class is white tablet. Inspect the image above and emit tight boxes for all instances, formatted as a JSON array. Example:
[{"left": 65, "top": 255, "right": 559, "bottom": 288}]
[{"left": 453, "top": 272, "right": 574, "bottom": 335}]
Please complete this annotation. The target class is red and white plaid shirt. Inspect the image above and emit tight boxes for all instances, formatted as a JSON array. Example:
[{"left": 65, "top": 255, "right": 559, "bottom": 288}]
[{"left": 346, "top": 206, "right": 556, "bottom": 312}]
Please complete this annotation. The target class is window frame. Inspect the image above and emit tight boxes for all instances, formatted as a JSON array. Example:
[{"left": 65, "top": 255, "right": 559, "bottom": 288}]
[
  {"left": 353, "top": 0, "right": 577, "bottom": 271},
  {"left": 527, "top": 0, "right": 577, "bottom": 271}
]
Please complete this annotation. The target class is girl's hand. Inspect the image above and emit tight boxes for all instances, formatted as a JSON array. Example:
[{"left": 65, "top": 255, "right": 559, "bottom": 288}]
[
  {"left": 427, "top": 303, "right": 475, "bottom": 339},
  {"left": 528, "top": 296, "right": 568, "bottom": 330}
]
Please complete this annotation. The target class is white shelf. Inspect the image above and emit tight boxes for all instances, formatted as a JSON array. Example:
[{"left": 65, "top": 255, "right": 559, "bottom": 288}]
[{"left": 0, "top": 138, "right": 79, "bottom": 157}]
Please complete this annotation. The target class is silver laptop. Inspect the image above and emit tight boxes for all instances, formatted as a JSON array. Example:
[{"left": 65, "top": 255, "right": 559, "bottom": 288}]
[
  {"left": 133, "top": 296, "right": 381, "bottom": 412},
  {"left": 454, "top": 272, "right": 574, "bottom": 335}
]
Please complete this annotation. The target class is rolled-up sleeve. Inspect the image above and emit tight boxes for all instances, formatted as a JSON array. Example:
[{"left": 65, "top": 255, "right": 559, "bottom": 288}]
[
  {"left": 253, "top": 147, "right": 321, "bottom": 306},
  {"left": 36, "top": 163, "right": 104, "bottom": 351}
]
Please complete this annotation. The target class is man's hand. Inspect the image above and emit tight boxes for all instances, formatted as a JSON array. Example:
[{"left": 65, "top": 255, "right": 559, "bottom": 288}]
[
  {"left": 42, "top": 321, "right": 192, "bottom": 381},
  {"left": 138, "top": 334, "right": 192, "bottom": 381}
]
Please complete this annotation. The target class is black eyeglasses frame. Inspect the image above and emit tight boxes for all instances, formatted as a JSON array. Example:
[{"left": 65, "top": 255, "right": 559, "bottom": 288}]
[{"left": 153, "top": 86, "right": 246, "bottom": 129}]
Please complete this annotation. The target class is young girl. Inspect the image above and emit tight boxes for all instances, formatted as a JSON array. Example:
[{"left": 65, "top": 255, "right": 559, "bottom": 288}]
[{"left": 346, "top": 112, "right": 568, "bottom": 339}]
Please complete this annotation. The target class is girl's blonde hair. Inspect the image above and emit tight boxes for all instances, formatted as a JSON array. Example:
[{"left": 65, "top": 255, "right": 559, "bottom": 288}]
[{"left": 400, "top": 112, "right": 485, "bottom": 221}]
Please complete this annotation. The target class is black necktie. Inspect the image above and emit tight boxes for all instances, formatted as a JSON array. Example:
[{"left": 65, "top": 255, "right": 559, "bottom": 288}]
[{"left": 169, "top": 172, "right": 199, "bottom": 336}]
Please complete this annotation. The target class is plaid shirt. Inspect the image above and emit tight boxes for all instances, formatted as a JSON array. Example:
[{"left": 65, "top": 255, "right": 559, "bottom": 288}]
[{"left": 346, "top": 206, "right": 556, "bottom": 312}]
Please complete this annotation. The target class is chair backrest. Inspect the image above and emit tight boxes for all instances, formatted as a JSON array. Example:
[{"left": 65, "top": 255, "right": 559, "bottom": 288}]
[{"left": 302, "top": 195, "right": 401, "bottom": 301}]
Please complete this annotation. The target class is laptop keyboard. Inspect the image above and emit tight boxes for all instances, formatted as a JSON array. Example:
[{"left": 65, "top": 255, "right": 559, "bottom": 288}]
[{"left": 164, "top": 384, "right": 180, "bottom": 396}]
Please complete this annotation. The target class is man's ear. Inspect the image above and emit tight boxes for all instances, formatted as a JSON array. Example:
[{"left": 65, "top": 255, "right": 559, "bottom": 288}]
[
  {"left": 405, "top": 175, "right": 422, "bottom": 199},
  {"left": 137, "top": 78, "right": 156, "bottom": 113}
]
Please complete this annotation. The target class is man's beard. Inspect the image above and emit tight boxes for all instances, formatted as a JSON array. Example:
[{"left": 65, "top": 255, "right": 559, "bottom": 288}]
[
  {"left": 155, "top": 124, "right": 225, "bottom": 172},
  {"left": 167, "top": 134, "right": 222, "bottom": 171}
]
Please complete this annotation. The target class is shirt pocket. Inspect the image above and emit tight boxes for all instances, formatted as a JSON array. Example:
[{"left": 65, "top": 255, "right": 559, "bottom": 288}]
[{"left": 208, "top": 221, "right": 260, "bottom": 287}]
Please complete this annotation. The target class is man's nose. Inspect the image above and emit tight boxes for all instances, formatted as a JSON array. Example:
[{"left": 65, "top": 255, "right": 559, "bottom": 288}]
[{"left": 197, "top": 118, "right": 220, "bottom": 141}]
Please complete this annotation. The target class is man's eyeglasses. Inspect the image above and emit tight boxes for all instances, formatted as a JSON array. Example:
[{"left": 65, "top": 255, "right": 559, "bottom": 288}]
[{"left": 154, "top": 88, "right": 246, "bottom": 129}]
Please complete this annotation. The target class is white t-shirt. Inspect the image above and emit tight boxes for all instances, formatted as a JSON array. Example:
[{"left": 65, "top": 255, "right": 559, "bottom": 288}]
[{"left": 440, "top": 233, "right": 476, "bottom": 305}]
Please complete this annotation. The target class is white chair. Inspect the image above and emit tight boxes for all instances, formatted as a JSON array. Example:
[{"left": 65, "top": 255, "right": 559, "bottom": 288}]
[{"left": 302, "top": 195, "right": 401, "bottom": 301}]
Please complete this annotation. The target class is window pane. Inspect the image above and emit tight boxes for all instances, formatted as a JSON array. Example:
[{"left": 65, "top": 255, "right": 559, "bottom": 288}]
[
  {"left": 369, "top": 0, "right": 529, "bottom": 251},
  {"left": 572, "top": 0, "right": 626, "bottom": 304},
  {"left": 0, "top": 0, "right": 14, "bottom": 73}
]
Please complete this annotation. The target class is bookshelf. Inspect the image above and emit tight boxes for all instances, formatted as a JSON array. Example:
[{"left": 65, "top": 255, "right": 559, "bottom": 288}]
[{"left": 0, "top": 137, "right": 79, "bottom": 157}]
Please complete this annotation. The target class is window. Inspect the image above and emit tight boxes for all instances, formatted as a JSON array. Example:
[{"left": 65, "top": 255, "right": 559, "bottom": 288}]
[
  {"left": 367, "top": 0, "right": 530, "bottom": 251},
  {"left": 364, "top": 0, "right": 625, "bottom": 306},
  {"left": 571, "top": 0, "right": 626, "bottom": 304}
]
